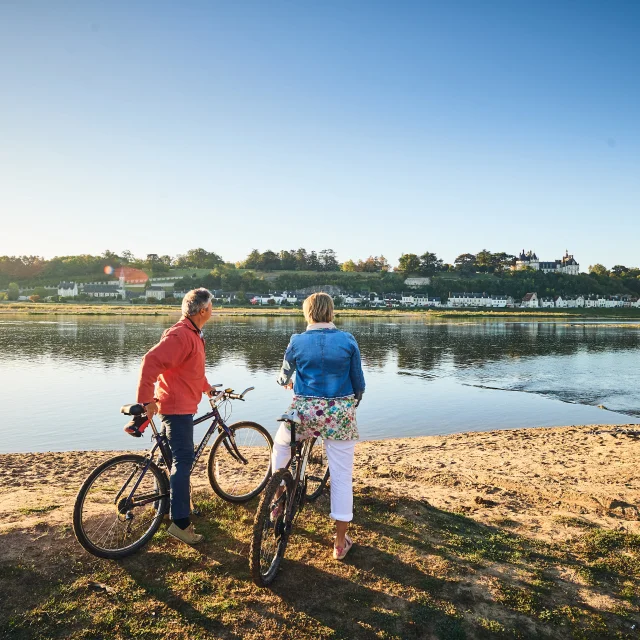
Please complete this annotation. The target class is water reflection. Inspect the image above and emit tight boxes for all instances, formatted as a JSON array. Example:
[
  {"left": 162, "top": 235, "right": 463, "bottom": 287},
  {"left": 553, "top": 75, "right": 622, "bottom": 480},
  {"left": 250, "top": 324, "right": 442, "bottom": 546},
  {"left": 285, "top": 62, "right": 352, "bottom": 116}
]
[
  {"left": 3, "top": 316, "right": 640, "bottom": 373},
  {"left": 0, "top": 315, "right": 639, "bottom": 453}
]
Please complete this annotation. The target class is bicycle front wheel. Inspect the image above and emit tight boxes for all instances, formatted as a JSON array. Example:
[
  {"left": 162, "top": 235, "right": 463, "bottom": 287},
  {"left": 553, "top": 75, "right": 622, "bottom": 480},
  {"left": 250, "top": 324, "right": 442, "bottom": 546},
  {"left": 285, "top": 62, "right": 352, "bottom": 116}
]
[
  {"left": 207, "top": 421, "right": 273, "bottom": 503},
  {"left": 73, "top": 454, "right": 169, "bottom": 559},
  {"left": 305, "top": 437, "right": 330, "bottom": 502},
  {"left": 250, "top": 469, "right": 293, "bottom": 587}
]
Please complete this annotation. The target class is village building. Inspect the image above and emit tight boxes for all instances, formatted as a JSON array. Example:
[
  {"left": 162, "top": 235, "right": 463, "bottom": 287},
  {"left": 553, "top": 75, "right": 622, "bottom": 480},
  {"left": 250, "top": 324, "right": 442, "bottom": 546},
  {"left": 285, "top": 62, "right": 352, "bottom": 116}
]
[
  {"left": 521, "top": 292, "right": 539, "bottom": 308},
  {"left": 145, "top": 286, "right": 166, "bottom": 301},
  {"left": 403, "top": 277, "right": 431, "bottom": 288},
  {"left": 447, "top": 292, "right": 492, "bottom": 307},
  {"left": 490, "top": 294, "right": 513, "bottom": 308},
  {"left": 83, "top": 284, "right": 125, "bottom": 299},
  {"left": 57, "top": 282, "right": 78, "bottom": 298}
]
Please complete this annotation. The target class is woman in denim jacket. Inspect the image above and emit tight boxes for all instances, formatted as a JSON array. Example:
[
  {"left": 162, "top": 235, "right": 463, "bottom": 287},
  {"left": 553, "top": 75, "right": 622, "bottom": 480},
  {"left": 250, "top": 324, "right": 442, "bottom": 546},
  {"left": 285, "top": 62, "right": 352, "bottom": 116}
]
[{"left": 274, "top": 292, "right": 365, "bottom": 560}]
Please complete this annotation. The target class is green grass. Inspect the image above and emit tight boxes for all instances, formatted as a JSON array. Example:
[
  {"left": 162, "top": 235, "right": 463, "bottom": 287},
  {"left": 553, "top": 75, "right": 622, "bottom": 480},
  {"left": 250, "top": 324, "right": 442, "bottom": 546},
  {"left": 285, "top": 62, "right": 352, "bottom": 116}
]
[{"left": 17, "top": 504, "right": 61, "bottom": 515}]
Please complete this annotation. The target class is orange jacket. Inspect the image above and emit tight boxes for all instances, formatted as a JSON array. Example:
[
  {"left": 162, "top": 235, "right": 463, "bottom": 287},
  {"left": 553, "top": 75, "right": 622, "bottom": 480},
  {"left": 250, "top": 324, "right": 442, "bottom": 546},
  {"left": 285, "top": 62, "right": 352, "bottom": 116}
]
[{"left": 136, "top": 318, "right": 211, "bottom": 414}]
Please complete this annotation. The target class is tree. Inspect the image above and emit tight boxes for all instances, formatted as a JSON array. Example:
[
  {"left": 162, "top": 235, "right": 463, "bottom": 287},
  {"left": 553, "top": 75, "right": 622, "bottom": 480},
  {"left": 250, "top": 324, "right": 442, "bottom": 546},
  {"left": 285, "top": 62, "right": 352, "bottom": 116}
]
[
  {"left": 341, "top": 259, "right": 357, "bottom": 272},
  {"left": 491, "top": 252, "right": 516, "bottom": 274},
  {"left": 475, "top": 249, "right": 494, "bottom": 273},
  {"left": 589, "top": 264, "right": 610, "bottom": 277},
  {"left": 454, "top": 253, "right": 477, "bottom": 274},
  {"left": 7, "top": 282, "right": 19, "bottom": 301},
  {"left": 175, "top": 248, "right": 224, "bottom": 269},
  {"left": 419, "top": 252, "right": 443, "bottom": 276},
  {"left": 318, "top": 249, "right": 340, "bottom": 272},
  {"left": 307, "top": 251, "right": 321, "bottom": 271},
  {"left": 397, "top": 254, "right": 422, "bottom": 275},
  {"left": 29, "top": 294, "right": 41, "bottom": 303},
  {"left": 611, "top": 265, "right": 629, "bottom": 277},
  {"left": 121, "top": 250, "right": 136, "bottom": 263},
  {"left": 279, "top": 250, "right": 297, "bottom": 270},
  {"left": 294, "top": 248, "right": 309, "bottom": 270},
  {"left": 257, "top": 250, "right": 281, "bottom": 271}
]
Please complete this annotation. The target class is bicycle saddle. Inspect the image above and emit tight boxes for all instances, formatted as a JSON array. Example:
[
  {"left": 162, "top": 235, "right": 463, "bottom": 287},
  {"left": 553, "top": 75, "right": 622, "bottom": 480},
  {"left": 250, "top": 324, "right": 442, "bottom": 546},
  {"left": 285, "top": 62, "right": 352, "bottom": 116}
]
[
  {"left": 120, "top": 403, "right": 145, "bottom": 416},
  {"left": 277, "top": 410, "right": 301, "bottom": 424}
]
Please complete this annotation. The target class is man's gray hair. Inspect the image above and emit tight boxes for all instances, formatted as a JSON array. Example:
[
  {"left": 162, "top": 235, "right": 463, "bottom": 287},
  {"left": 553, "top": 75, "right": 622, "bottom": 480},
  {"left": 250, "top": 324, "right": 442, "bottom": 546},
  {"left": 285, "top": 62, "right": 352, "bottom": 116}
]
[{"left": 182, "top": 288, "right": 213, "bottom": 317}]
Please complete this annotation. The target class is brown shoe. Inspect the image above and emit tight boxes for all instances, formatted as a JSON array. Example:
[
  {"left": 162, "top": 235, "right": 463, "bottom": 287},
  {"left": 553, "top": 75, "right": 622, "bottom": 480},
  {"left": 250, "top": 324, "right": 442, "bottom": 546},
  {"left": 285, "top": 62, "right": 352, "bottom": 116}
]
[{"left": 167, "top": 523, "right": 205, "bottom": 545}]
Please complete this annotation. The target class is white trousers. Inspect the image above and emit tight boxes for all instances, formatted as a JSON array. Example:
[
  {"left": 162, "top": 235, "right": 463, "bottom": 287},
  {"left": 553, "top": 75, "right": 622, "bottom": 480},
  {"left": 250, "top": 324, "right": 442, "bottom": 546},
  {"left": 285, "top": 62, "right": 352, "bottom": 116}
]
[{"left": 271, "top": 423, "right": 356, "bottom": 522}]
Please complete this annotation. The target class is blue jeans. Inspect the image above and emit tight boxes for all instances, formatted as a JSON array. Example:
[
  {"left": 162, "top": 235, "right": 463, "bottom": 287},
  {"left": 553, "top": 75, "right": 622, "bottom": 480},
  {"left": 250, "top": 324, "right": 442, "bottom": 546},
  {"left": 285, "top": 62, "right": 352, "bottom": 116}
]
[{"left": 160, "top": 414, "right": 194, "bottom": 522}]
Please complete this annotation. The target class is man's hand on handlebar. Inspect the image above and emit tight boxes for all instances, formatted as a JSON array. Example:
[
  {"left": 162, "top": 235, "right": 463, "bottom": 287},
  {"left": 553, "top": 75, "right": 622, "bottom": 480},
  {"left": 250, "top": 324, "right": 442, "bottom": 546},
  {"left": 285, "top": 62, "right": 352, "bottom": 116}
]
[{"left": 144, "top": 401, "right": 158, "bottom": 419}]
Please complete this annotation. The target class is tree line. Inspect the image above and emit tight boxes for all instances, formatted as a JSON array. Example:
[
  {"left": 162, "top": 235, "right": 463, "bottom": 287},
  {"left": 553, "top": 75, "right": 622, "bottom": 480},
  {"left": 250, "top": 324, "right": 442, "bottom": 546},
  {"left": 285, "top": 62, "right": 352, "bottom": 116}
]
[{"left": 3, "top": 248, "right": 640, "bottom": 300}]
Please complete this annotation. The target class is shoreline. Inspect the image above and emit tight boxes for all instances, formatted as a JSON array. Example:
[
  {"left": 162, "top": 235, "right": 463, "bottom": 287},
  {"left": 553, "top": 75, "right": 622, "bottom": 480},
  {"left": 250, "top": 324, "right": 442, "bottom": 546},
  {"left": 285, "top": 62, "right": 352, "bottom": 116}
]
[
  {"left": 3, "top": 302, "right": 640, "bottom": 319},
  {"left": 2, "top": 423, "right": 638, "bottom": 541}
]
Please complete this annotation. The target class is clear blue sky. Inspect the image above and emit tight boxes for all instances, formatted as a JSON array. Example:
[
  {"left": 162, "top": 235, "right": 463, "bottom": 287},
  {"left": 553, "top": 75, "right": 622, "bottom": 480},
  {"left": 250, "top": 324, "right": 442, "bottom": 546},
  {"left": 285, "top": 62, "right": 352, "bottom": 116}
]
[{"left": 1, "top": 0, "right": 638, "bottom": 269}]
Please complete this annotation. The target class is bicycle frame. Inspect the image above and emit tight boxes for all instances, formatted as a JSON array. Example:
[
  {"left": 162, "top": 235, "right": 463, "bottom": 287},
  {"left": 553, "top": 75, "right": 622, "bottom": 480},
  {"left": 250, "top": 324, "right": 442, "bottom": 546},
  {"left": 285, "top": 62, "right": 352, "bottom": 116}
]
[
  {"left": 282, "top": 426, "right": 314, "bottom": 526},
  {"left": 119, "top": 400, "right": 247, "bottom": 511}
]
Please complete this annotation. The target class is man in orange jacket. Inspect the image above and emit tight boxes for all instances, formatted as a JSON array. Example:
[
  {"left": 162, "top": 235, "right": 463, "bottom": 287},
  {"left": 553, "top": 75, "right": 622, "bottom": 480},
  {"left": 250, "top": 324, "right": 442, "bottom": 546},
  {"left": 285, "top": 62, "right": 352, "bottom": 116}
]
[{"left": 137, "top": 288, "right": 214, "bottom": 545}]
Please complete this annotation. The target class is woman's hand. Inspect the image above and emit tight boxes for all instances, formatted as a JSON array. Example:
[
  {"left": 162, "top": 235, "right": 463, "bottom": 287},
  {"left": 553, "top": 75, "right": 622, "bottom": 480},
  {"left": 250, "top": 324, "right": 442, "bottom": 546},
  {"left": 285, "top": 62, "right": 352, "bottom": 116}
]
[{"left": 284, "top": 381, "right": 293, "bottom": 390}]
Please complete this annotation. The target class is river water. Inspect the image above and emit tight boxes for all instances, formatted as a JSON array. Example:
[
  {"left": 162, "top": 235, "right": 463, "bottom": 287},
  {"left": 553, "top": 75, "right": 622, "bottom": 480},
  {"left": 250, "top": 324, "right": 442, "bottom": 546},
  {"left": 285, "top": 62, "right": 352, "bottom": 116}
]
[{"left": 1, "top": 315, "right": 639, "bottom": 453}]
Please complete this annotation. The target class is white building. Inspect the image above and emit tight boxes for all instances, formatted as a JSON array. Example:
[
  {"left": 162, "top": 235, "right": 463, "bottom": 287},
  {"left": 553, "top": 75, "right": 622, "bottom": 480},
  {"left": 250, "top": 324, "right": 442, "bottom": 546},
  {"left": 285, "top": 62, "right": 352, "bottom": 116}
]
[
  {"left": 58, "top": 282, "right": 78, "bottom": 298},
  {"left": 404, "top": 277, "right": 431, "bottom": 288},
  {"left": 540, "top": 297, "right": 555, "bottom": 308},
  {"left": 490, "top": 295, "right": 513, "bottom": 308},
  {"left": 81, "top": 284, "right": 125, "bottom": 299},
  {"left": 145, "top": 286, "right": 166, "bottom": 300},
  {"left": 515, "top": 250, "right": 580, "bottom": 275},
  {"left": 343, "top": 294, "right": 365, "bottom": 307},
  {"left": 560, "top": 296, "right": 585, "bottom": 308},
  {"left": 447, "top": 292, "right": 492, "bottom": 307},
  {"left": 401, "top": 292, "right": 431, "bottom": 307},
  {"left": 521, "top": 292, "right": 539, "bottom": 308}
]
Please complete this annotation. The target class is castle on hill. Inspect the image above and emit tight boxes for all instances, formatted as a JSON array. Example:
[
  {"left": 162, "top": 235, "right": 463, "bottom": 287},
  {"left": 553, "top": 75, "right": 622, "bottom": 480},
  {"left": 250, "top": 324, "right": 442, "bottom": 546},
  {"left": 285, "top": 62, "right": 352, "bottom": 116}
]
[{"left": 514, "top": 249, "right": 579, "bottom": 275}]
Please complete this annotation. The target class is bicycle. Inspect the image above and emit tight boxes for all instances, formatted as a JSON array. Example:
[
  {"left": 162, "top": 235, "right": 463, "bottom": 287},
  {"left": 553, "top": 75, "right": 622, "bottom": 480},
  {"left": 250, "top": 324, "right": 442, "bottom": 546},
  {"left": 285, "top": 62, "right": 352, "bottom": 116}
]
[
  {"left": 249, "top": 410, "right": 327, "bottom": 587},
  {"left": 73, "top": 385, "right": 272, "bottom": 559},
  {"left": 305, "top": 436, "right": 330, "bottom": 502}
]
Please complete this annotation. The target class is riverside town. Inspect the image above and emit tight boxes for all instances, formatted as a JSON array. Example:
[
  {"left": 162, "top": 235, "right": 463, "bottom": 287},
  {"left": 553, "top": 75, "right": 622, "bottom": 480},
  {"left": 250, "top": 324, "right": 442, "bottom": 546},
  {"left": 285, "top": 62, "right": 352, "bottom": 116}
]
[{"left": 3, "top": 247, "right": 640, "bottom": 310}]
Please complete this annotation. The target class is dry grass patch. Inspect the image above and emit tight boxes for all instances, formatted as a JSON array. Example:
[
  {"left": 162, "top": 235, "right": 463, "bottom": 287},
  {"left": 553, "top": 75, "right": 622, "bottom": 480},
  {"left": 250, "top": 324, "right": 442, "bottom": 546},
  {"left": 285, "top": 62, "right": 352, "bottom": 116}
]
[{"left": 1, "top": 487, "right": 639, "bottom": 639}]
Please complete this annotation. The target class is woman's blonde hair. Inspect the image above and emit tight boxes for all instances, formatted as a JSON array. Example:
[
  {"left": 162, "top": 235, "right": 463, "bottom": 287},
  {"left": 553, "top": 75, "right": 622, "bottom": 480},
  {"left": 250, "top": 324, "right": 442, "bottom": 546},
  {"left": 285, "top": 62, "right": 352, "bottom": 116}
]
[{"left": 303, "top": 292, "right": 334, "bottom": 324}]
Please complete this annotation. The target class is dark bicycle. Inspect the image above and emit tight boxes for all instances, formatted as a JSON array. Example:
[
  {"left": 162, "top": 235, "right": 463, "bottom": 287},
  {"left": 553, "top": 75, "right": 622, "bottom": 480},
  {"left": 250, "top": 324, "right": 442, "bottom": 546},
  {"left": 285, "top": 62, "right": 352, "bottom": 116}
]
[
  {"left": 249, "top": 410, "right": 328, "bottom": 586},
  {"left": 73, "top": 386, "right": 272, "bottom": 559},
  {"left": 305, "top": 436, "right": 330, "bottom": 502}
]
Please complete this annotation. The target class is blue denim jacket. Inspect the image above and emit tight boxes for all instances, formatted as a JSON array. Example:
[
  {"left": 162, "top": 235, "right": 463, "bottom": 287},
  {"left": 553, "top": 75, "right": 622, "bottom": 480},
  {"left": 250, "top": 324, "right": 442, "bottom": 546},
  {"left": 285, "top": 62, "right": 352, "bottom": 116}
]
[{"left": 277, "top": 327, "right": 366, "bottom": 400}]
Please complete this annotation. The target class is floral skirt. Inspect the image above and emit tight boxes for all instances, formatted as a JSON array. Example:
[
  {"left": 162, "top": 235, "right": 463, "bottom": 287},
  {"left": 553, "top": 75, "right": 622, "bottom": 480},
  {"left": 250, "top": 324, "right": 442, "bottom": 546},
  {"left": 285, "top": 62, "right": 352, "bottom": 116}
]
[{"left": 284, "top": 395, "right": 358, "bottom": 441}]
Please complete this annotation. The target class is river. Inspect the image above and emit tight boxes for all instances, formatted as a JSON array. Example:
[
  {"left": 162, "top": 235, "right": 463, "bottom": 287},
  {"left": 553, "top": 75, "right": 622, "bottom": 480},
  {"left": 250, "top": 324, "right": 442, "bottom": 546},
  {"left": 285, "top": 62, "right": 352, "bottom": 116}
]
[{"left": 1, "top": 315, "right": 639, "bottom": 453}]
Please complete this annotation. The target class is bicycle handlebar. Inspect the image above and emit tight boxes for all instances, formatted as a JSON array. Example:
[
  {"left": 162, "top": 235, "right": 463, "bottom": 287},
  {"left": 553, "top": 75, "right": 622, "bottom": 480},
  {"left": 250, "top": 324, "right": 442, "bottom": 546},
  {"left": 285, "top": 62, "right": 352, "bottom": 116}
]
[
  {"left": 228, "top": 387, "right": 255, "bottom": 400},
  {"left": 209, "top": 386, "right": 255, "bottom": 403}
]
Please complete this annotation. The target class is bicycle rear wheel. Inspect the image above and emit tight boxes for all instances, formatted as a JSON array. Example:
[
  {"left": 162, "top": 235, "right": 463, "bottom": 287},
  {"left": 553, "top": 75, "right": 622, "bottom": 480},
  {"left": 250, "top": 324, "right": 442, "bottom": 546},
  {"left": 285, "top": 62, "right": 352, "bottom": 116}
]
[
  {"left": 73, "top": 454, "right": 169, "bottom": 559},
  {"left": 207, "top": 421, "right": 273, "bottom": 503},
  {"left": 305, "top": 437, "right": 330, "bottom": 502},
  {"left": 249, "top": 469, "right": 293, "bottom": 587}
]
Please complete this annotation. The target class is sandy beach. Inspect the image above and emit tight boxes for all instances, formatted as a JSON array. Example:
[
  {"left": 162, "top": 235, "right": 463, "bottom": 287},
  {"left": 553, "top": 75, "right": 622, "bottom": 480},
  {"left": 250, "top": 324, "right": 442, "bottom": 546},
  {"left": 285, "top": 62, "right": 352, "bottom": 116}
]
[
  {"left": 1, "top": 424, "right": 639, "bottom": 639},
  {"left": 1, "top": 424, "right": 638, "bottom": 558}
]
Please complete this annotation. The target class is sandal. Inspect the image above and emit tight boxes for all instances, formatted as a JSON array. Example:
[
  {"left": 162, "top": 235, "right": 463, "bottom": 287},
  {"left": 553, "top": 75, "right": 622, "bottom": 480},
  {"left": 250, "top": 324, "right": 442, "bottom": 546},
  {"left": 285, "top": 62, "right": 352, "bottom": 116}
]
[{"left": 333, "top": 534, "right": 353, "bottom": 560}]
